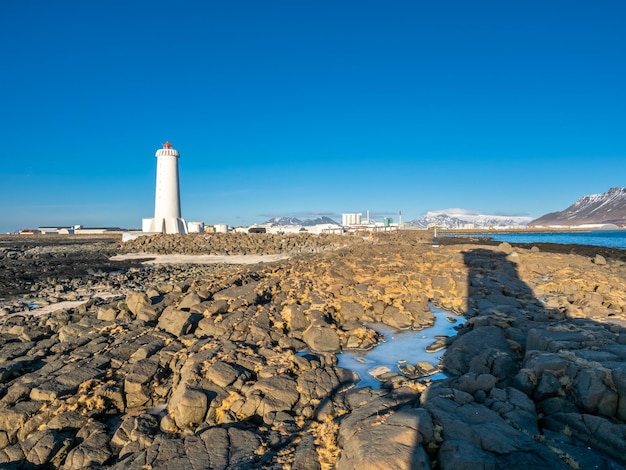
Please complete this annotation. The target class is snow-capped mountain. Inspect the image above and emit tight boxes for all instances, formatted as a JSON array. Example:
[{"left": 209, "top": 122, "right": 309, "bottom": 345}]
[
  {"left": 264, "top": 217, "right": 303, "bottom": 226},
  {"left": 301, "top": 216, "right": 340, "bottom": 227},
  {"left": 263, "top": 216, "right": 340, "bottom": 226},
  {"left": 530, "top": 187, "right": 626, "bottom": 227},
  {"left": 408, "top": 210, "right": 532, "bottom": 229}
]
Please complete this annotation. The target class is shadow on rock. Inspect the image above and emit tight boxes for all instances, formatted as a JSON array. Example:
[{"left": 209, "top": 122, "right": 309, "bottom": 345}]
[
  {"left": 429, "top": 248, "right": 626, "bottom": 469},
  {"left": 334, "top": 247, "right": 626, "bottom": 469}
]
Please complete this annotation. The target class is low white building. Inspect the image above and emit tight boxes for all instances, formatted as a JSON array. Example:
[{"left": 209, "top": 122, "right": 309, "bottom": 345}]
[{"left": 236, "top": 222, "right": 344, "bottom": 235}]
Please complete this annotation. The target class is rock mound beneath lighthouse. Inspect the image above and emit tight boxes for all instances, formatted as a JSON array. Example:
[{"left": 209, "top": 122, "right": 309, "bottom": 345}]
[{"left": 119, "top": 232, "right": 366, "bottom": 255}]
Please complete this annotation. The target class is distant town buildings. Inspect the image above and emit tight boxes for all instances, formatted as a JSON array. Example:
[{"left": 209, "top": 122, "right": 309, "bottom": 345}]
[
  {"left": 19, "top": 225, "right": 124, "bottom": 235},
  {"left": 342, "top": 213, "right": 362, "bottom": 226},
  {"left": 234, "top": 223, "right": 342, "bottom": 235},
  {"left": 338, "top": 212, "right": 400, "bottom": 232}
]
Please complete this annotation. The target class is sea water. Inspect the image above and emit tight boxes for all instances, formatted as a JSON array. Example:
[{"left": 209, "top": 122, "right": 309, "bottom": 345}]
[
  {"left": 457, "top": 230, "right": 626, "bottom": 250},
  {"left": 336, "top": 306, "right": 466, "bottom": 389}
]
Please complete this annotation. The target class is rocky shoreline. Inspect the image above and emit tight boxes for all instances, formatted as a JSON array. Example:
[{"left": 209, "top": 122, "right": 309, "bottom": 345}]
[{"left": 0, "top": 232, "right": 625, "bottom": 469}]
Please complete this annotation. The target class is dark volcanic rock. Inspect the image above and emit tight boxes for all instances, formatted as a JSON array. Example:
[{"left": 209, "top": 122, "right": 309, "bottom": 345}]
[
  {"left": 443, "top": 325, "right": 518, "bottom": 380},
  {"left": 422, "top": 383, "right": 568, "bottom": 469},
  {"left": 0, "top": 233, "right": 625, "bottom": 468},
  {"left": 0, "top": 235, "right": 143, "bottom": 302},
  {"left": 302, "top": 325, "right": 341, "bottom": 353}
]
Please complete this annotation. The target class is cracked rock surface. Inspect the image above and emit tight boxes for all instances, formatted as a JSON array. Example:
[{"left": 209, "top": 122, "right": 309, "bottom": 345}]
[{"left": 0, "top": 232, "right": 625, "bottom": 468}]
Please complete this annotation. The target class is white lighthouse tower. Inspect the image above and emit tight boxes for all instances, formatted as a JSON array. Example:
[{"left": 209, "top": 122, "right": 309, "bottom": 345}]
[{"left": 142, "top": 141, "right": 188, "bottom": 234}]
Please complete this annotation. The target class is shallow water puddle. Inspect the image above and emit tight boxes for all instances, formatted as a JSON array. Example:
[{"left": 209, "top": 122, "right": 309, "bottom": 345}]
[{"left": 337, "top": 306, "right": 466, "bottom": 389}]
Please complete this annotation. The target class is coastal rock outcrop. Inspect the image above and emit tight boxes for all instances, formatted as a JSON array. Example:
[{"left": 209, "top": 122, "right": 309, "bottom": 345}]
[
  {"left": 0, "top": 232, "right": 625, "bottom": 468},
  {"left": 119, "top": 232, "right": 361, "bottom": 256}
]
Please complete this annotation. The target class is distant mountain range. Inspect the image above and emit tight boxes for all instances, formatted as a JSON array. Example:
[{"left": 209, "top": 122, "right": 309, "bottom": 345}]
[
  {"left": 407, "top": 210, "right": 531, "bottom": 229},
  {"left": 530, "top": 187, "right": 626, "bottom": 227},
  {"left": 262, "top": 187, "right": 626, "bottom": 230},
  {"left": 263, "top": 216, "right": 340, "bottom": 226}
]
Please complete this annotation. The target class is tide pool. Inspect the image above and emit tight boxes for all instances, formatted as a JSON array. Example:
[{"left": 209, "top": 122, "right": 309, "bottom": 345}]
[{"left": 337, "top": 306, "right": 465, "bottom": 389}]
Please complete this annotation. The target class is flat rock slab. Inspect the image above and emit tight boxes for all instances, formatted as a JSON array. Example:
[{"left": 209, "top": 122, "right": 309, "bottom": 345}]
[
  {"left": 110, "top": 253, "right": 291, "bottom": 265},
  {"left": 5, "top": 301, "right": 86, "bottom": 319}
]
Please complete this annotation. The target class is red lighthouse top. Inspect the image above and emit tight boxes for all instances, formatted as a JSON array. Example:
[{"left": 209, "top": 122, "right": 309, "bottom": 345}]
[{"left": 163, "top": 141, "right": 173, "bottom": 149}]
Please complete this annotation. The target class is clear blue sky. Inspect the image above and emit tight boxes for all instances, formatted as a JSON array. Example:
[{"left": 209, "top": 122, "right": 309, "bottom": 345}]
[{"left": 2, "top": 0, "right": 624, "bottom": 232}]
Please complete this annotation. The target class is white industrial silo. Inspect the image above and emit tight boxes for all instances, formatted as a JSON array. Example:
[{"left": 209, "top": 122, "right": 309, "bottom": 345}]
[{"left": 187, "top": 222, "right": 205, "bottom": 233}]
